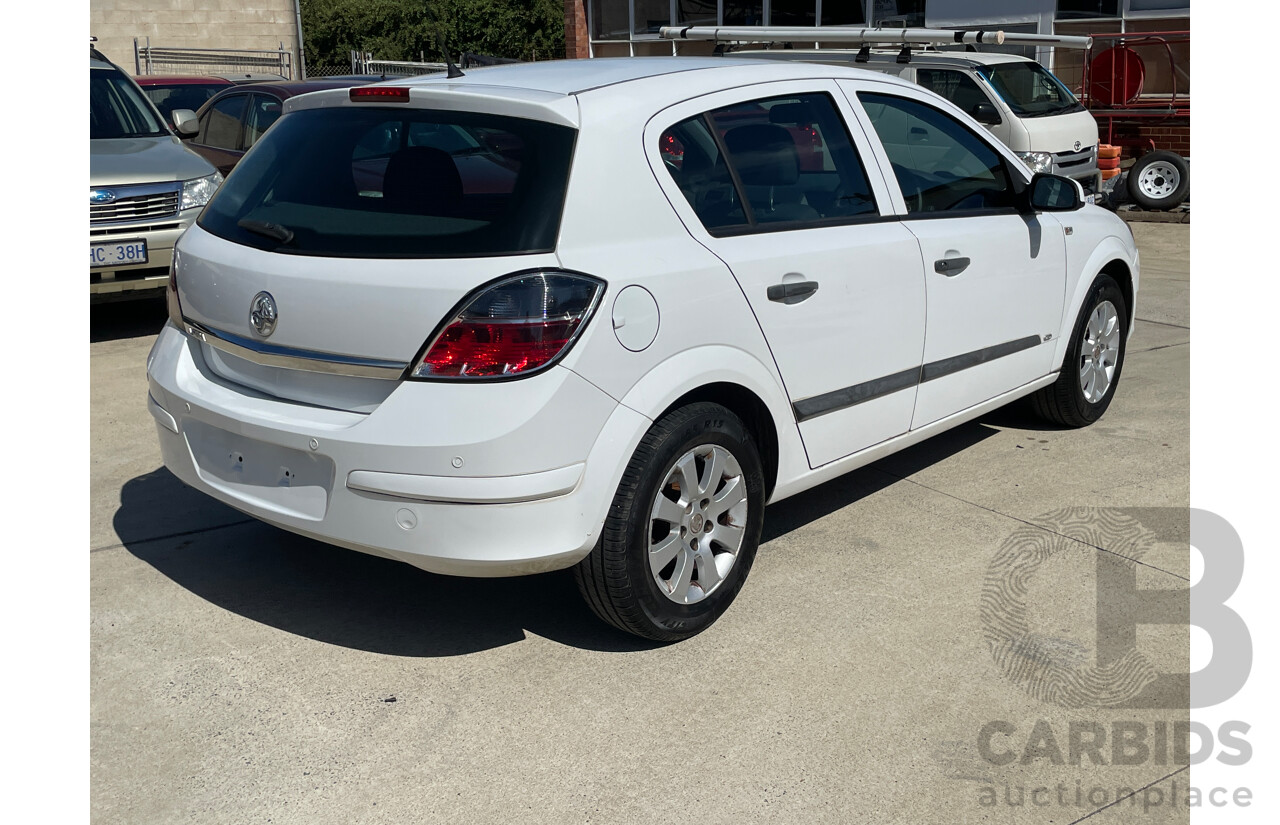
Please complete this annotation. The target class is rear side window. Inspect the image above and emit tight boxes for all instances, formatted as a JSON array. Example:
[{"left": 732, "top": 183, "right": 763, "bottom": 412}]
[
  {"left": 199, "top": 107, "right": 576, "bottom": 258},
  {"left": 858, "top": 92, "right": 1016, "bottom": 214},
  {"left": 659, "top": 92, "right": 877, "bottom": 236}
]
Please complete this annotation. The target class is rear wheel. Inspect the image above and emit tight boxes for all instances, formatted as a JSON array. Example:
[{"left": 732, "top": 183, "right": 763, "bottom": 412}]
[
  {"left": 574, "top": 403, "right": 765, "bottom": 641},
  {"left": 1032, "top": 274, "right": 1127, "bottom": 428}
]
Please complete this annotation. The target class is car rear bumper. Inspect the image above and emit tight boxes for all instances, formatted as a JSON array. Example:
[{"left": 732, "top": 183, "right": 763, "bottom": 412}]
[{"left": 146, "top": 322, "right": 646, "bottom": 577}]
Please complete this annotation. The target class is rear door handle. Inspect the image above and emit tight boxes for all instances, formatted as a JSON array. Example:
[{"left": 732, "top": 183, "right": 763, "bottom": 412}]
[
  {"left": 767, "top": 280, "right": 820, "bottom": 304},
  {"left": 934, "top": 257, "right": 971, "bottom": 276}
]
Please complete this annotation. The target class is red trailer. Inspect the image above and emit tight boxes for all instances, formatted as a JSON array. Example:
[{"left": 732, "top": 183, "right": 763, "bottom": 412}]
[{"left": 1078, "top": 29, "right": 1190, "bottom": 210}]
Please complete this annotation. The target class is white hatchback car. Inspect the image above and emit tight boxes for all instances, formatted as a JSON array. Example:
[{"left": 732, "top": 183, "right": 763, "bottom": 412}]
[{"left": 147, "top": 58, "right": 1138, "bottom": 640}]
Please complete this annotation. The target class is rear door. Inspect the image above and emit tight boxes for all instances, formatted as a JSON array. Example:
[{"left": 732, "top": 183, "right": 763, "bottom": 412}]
[
  {"left": 648, "top": 82, "right": 927, "bottom": 469},
  {"left": 841, "top": 81, "right": 1066, "bottom": 429}
]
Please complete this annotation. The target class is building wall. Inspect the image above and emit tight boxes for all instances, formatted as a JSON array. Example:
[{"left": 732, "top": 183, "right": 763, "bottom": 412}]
[{"left": 90, "top": 0, "right": 300, "bottom": 74}]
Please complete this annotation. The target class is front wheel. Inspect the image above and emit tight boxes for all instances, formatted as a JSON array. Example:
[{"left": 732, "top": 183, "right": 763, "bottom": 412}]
[
  {"left": 1031, "top": 274, "right": 1128, "bottom": 428},
  {"left": 574, "top": 402, "right": 766, "bottom": 641}
]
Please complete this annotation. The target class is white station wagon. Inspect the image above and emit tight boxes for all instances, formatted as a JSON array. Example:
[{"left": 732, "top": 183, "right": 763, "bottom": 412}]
[{"left": 147, "top": 58, "right": 1138, "bottom": 640}]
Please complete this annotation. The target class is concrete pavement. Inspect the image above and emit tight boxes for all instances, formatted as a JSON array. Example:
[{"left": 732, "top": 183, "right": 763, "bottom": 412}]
[{"left": 91, "top": 223, "right": 1191, "bottom": 824}]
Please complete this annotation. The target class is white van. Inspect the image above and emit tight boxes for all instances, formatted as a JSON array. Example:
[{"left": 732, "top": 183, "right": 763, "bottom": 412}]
[{"left": 729, "top": 49, "right": 1101, "bottom": 193}]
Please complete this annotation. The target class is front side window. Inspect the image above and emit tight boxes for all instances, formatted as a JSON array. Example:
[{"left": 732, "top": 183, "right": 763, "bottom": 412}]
[
  {"left": 859, "top": 92, "right": 1016, "bottom": 214},
  {"left": 199, "top": 106, "right": 575, "bottom": 258},
  {"left": 199, "top": 95, "right": 247, "bottom": 149},
  {"left": 659, "top": 93, "right": 878, "bottom": 235},
  {"left": 90, "top": 68, "right": 166, "bottom": 139},
  {"left": 978, "top": 62, "right": 1084, "bottom": 118}
]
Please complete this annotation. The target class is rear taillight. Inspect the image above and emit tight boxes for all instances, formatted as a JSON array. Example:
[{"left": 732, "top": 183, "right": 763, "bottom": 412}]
[
  {"left": 166, "top": 250, "right": 183, "bottom": 326},
  {"left": 349, "top": 87, "right": 411, "bottom": 102},
  {"left": 410, "top": 271, "right": 604, "bottom": 380}
]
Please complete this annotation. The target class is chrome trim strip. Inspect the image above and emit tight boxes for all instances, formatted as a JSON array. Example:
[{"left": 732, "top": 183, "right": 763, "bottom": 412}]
[
  {"left": 182, "top": 320, "right": 409, "bottom": 380},
  {"left": 90, "top": 181, "right": 182, "bottom": 199},
  {"left": 792, "top": 336, "right": 1044, "bottom": 422}
]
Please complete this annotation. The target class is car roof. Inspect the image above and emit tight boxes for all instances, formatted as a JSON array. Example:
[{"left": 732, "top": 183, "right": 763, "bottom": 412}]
[
  {"left": 396, "top": 56, "right": 915, "bottom": 96},
  {"left": 135, "top": 75, "right": 236, "bottom": 86},
  {"left": 199, "top": 78, "right": 371, "bottom": 108},
  {"left": 285, "top": 57, "right": 925, "bottom": 128}
]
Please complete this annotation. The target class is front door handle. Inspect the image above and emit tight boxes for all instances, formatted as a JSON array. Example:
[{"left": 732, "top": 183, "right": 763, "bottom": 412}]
[
  {"left": 935, "top": 257, "right": 970, "bottom": 276},
  {"left": 767, "top": 280, "right": 820, "bottom": 304}
]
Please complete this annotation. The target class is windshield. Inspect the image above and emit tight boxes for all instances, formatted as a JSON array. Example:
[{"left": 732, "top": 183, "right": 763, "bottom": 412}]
[
  {"left": 198, "top": 106, "right": 576, "bottom": 258},
  {"left": 90, "top": 68, "right": 168, "bottom": 139},
  {"left": 977, "top": 62, "right": 1084, "bottom": 118}
]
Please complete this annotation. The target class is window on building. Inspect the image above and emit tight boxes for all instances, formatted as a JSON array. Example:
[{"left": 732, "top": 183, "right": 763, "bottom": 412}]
[
  {"left": 677, "top": 0, "right": 718, "bottom": 26},
  {"left": 590, "top": 0, "right": 630, "bottom": 39},
  {"left": 872, "top": 1, "right": 925, "bottom": 27},
  {"left": 723, "top": 2, "right": 764, "bottom": 25},
  {"left": 1056, "top": 1, "right": 1120, "bottom": 19},
  {"left": 1128, "top": 1, "right": 1190, "bottom": 10},
  {"left": 633, "top": 0, "right": 672, "bottom": 34},
  {"left": 769, "top": 0, "right": 815, "bottom": 26},
  {"left": 823, "top": 3, "right": 867, "bottom": 25}
]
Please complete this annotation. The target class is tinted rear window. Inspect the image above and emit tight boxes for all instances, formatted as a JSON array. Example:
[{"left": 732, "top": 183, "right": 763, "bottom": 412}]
[{"left": 198, "top": 106, "right": 576, "bottom": 258}]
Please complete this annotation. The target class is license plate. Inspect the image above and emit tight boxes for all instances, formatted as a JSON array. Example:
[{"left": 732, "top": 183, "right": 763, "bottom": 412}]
[{"left": 90, "top": 239, "right": 148, "bottom": 268}]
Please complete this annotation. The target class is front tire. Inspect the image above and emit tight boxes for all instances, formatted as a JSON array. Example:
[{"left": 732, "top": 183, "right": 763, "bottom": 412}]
[
  {"left": 1032, "top": 274, "right": 1128, "bottom": 428},
  {"left": 574, "top": 402, "right": 766, "bottom": 641}
]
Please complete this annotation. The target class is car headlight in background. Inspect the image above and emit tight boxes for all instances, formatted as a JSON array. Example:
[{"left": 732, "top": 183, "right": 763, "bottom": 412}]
[
  {"left": 1015, "top": 151, "right": 1053, "bottom": 175},
  {"left": 181, "top": 172, "right": 223, "bottom": 211}
]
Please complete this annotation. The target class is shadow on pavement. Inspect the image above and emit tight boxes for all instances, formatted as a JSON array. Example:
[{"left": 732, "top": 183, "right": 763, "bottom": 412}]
[
  {"left": 115, "top": 418, "right": 1006, "bottom": 658},
  {"left": 91, "top": 296, "right": 168, "bottom": 343}
]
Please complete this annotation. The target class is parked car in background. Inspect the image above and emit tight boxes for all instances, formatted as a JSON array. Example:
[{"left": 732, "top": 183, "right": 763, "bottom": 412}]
[
  {"left": 149, "top": 58, "right": 1138, "bottom": 640},
  {"left": 183, "top": 79, "right": 372, "bottom": 175},
  {"left": 90, "top": 44, "right": 221, "bottom": 301},
  {"left": 135, "top": 75, "right": 234, "bottom": 128}
]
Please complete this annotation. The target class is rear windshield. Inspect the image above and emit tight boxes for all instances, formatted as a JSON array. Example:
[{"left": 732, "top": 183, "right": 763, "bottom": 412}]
[{"left": 198, "top": 106, "right": 577, "bottom": 258}]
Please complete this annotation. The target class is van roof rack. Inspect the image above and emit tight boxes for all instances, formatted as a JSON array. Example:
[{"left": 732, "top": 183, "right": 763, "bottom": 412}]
[{"left": 659, "top": 26, "right": 1091, "bottom": 51}]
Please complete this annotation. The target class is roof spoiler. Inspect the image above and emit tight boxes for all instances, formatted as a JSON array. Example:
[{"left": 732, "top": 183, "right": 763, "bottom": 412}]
[{"left": 658, "top": 26, "right": 1092, "bottom": 50}]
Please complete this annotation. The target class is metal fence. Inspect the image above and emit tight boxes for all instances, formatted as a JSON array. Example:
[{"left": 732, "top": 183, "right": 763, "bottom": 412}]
[
  {"left": 134, "top": 39, "right": 293, "bottom": 79},
  {"left": 308, "top": 48, "right": 565, "bottom": 78}
]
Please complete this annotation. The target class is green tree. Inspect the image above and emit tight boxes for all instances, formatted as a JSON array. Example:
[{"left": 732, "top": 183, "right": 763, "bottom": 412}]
[{"left": 301, "top": 0, "right": 564, "bottom": 69}]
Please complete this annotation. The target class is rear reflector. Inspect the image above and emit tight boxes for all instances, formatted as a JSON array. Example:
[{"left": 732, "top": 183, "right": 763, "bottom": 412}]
[{"left": 349, "top": 87, "right": 411, "bottom": 102}]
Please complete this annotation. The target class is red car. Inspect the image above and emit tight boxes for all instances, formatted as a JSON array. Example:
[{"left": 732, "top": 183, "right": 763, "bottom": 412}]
[
  {"left": 134, "top": 75, "right": 235, "bottom": 128},
  {"left": 184, "top": 79, "right": 372, "bottom": 176}
]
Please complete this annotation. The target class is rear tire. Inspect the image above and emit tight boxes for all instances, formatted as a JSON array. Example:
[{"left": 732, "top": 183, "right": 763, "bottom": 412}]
[
  {"left": 1032, "top": 275, "right": 1128, "bottom": 428},
  {"left": 574, "top": 403, "right": 766, "bottom": 641}
]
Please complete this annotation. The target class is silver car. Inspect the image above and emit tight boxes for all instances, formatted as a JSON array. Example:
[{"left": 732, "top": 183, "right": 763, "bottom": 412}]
[{"left": 90, "top": 45, "right": 222, "bottom": 302}]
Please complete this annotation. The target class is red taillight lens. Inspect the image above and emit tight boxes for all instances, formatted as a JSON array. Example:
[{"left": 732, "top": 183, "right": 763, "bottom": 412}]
[
  {"left": 411, "top": 272, "right": 604, "bottom": 380},
  {"left": 349, "top": 86, "right": 411, "bottom": 102}
]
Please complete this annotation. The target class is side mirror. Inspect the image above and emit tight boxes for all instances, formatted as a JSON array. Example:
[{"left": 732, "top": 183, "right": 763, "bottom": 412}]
[
  {"left": 970, "top": 102, "right": 1002, "bottom": 125},
  {"left": 171, "top": 109, "right": 199, "bottom": 138},
  {"left": 1026, "top": 173, "right": 1084, "bottom": 212}
]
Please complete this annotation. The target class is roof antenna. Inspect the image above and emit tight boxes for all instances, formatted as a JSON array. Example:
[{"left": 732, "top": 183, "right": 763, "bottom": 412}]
[{"left": 438, "top": 35, "right": 465, "bottom": 78}]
